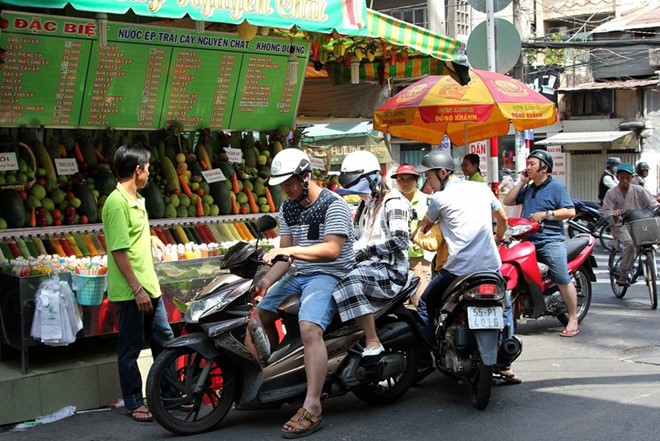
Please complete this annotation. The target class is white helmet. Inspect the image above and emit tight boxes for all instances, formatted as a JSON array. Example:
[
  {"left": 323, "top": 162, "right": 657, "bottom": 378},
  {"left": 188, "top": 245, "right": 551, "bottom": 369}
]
[
  {"left": 338, "top": 150, "right": 381, "bottom": 188},
  {"left": 269, "top": 148, "right": 312, "bottom": 186}
]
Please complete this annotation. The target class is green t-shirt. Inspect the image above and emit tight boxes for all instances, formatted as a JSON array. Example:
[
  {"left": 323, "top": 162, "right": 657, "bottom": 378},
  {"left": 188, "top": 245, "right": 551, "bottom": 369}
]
[
  {"left": 470, "top": 171, "right": 486, "bottom": 183},
  {"left": 102, "top": 183, "right": 160, "bottom": 302}
]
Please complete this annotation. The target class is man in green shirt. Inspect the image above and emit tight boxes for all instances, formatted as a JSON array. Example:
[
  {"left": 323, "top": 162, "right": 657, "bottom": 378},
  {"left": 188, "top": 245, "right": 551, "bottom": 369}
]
[
  {"left": 461, "top": 153, "right": 485, "bottom": 183},
  {"left": 102, "top": 144, "right": 172, "bottom": 423}
]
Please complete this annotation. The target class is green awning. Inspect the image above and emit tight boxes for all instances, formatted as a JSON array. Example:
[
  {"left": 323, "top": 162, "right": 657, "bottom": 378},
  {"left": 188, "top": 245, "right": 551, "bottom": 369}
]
[{"left": 0, "top": 0, "right": 368, "bottom": 35}]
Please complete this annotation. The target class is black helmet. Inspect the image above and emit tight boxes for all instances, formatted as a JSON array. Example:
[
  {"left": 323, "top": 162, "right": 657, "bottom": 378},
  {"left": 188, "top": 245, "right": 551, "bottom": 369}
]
[
  {"left": 414, "top": 151, "right": 455, "bottom": 173},
  {"left": 606, "top": 157, "right": 621, "bottom": 169},
  {"left": 636, "top": 161, "right": 649, "bottom": 174},
  {"left": 528, "top": 149, "right": 553, "bottom": 173}
]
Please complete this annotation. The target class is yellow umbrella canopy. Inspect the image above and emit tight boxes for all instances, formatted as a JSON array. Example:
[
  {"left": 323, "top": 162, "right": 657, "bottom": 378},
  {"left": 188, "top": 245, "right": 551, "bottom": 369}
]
[{"left": 374, "top": 69, "right": 558, "bottom": 145}]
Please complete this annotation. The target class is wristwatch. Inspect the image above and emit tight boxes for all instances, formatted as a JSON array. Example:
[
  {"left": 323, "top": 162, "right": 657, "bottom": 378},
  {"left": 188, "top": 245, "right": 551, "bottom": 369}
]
[{"left": 545, "top": 210, "right": 555, "bottom": 220}]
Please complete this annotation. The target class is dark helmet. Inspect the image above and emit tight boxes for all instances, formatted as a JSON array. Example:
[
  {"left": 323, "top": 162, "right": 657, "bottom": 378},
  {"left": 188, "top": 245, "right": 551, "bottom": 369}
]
[
  {"left": 414, "top": 150, "right": 455, "bottom": 173},
  {"left": 528, "top": 149, "right": 553, "bottom": 173},
  {"left": 636, "top": 161, "right": 649, "bottom": 174},
  {"left": 606, "top": 157, "right": 621, "bottom": 169}
]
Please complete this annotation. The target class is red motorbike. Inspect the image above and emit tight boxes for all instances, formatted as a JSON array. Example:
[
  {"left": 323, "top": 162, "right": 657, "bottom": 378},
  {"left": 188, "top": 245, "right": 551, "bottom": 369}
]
[{"left": 498, "top": 218, "right": 597, "bottom": 326}]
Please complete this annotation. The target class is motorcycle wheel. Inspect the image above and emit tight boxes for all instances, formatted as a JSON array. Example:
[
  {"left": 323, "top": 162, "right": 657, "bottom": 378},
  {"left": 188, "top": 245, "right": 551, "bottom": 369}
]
[
  {"left": 352, "top": 343, "right": 418, "bottom": 405},
  {"left": 557, "top": 266, "right": 592, "bottom": 326},
  {"left": 608, "top": 247, "right": 628, "bottom": 299},
  {"left": 599, "top": 224, "right": 615, "bottom": 252},
  {"left": 146, "top": 347, "right": 235, "bottom": 435},
  {"left": 568, "top": 213, "right": 596, "bottom": 238},
  {"left": 470, "top": 360, "right": 493, "bottom": 410}
]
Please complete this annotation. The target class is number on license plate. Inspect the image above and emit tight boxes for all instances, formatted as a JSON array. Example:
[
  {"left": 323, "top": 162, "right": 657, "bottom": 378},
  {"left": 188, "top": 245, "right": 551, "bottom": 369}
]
[{"left": 467, "top": 306, "right": 504, "bottom": 329}]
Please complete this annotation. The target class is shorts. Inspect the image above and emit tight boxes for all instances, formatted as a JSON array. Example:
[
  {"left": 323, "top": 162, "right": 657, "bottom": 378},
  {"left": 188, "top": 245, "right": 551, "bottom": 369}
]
[
  {"left": 257, "top": 273, "right": 341, "bottom": 330},
  {"left": 535, "top": 241, "right": 572, "bottom": 285}
]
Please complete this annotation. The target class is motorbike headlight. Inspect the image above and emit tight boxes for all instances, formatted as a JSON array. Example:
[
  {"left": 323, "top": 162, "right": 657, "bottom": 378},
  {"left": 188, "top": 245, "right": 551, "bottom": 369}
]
[
  {"left": 506, "top": 224, "right": 534, "bottom": 237},
  {"left": 465, "top": 283, "right": 504, "bottom": 301},
  {"left": 185, "top": 279, "right": 251, "bottom": 323}
]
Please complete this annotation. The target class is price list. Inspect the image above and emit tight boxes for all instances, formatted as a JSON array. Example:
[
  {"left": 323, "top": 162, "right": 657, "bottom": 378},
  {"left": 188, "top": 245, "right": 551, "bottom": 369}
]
[
  {"left": 80, "top": 43, "right": 170, "bottom": 128},
  {"left": 161, "top": 48, "right": 241, "bottom": 129},
  {"left": 229, "top": 55, "right": 303, "bottom": 130},
  {"left": 0, "top": 35, "right": 88, "bottom": 126}
]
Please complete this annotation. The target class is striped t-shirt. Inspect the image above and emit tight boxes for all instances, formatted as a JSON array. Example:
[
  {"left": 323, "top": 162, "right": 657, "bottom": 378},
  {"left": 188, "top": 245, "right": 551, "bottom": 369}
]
[{"left": 279, "top": 188, "right": 355, "bottom": 278}]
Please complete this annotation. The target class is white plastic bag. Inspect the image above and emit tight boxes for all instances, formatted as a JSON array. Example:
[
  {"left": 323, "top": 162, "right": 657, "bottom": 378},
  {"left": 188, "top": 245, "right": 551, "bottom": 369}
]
[{"left": 31, "top": 276, "right": 83, "bottom": 346}]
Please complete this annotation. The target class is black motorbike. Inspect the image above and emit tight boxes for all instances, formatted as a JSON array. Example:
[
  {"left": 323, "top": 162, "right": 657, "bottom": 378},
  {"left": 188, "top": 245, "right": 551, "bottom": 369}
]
[
  {"left": 567, "top": 198, "right": 614, "bottom": 251},
  {"left": 429, "top": 271, "right": 522, "bottom": 410},
  {"left": 146, "top": 215, "right": 421, "bottom": 435}
]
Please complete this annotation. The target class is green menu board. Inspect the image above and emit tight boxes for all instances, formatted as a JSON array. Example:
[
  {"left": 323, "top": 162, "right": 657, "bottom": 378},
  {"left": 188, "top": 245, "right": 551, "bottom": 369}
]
[
  {"left": 160, "top": 48, "right": 242, "bottom": 129},
  {"left": 0, "top": 34, "right": 89, "bottom": 127},
  {"left": 229, "top": 52, "right": 305, "bottom": 130},
  {"left": 0, "top": 11, "right": 309, "bottom": 131},
  {"left": 79, "top": 43, "right": 171, "bottom": 129}
]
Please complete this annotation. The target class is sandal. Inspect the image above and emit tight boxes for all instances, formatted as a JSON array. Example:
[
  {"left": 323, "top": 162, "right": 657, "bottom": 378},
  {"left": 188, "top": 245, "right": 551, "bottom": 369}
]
[
  {"left": 560, "top": 328, "right": 580, "bottom": 338},
  {"left": 281, "top": 407, "right": 323, "bottom": 439},
  {"left": 128, "top": 405, "right": 153, "bottom": 422},
  {"left": 493, "top": 369, "right": 522, "bottom": 385}
]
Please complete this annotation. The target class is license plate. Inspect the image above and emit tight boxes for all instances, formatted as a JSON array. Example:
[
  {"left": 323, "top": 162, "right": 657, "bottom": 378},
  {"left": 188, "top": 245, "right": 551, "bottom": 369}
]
[{"left": 467, "top": 306, "right": 504, "bottom": 329}]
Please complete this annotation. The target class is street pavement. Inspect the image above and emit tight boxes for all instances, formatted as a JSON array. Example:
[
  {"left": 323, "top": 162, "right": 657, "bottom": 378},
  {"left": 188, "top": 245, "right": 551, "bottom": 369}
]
[{"left": 2, "top": 245, "right": 660, "bottom": 441}]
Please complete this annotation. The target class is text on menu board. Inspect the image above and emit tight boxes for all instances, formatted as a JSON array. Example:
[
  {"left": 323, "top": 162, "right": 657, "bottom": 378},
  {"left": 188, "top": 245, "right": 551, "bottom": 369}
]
[{"left": 0, "top": 11, "right": 309, "bottom": 131}]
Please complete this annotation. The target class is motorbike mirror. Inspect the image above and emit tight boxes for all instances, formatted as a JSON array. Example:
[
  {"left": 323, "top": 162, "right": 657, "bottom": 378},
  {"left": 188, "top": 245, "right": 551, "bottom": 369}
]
[{"left": 258, "top": 215, "right": 277, "bottom": 233}]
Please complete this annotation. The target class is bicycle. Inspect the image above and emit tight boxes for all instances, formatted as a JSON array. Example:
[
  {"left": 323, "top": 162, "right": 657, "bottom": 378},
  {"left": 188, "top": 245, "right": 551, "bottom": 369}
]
[{"left": 608, "top": 216, "right": 660, "bottom": 309}]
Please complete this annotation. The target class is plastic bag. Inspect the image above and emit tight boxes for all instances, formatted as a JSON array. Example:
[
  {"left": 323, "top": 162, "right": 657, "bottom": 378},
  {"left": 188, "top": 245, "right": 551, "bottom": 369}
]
[{"left": 31, "top": 276, "right": 83, "bottom": 346}]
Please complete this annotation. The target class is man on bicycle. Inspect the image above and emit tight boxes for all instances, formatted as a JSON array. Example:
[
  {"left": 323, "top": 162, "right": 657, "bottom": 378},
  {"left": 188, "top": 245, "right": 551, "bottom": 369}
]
[{"left": 602, "top": 163, "right": 659, "bottom": 286}]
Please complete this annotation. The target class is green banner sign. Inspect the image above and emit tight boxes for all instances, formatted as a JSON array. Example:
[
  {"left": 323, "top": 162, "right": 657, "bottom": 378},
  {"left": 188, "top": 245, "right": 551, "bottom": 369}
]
[
  {"left": 0, "top": 0, "right": 368, "bottom": 35},
  {"left": 0, "top": 11, "right": 309, "bottom": 131}
]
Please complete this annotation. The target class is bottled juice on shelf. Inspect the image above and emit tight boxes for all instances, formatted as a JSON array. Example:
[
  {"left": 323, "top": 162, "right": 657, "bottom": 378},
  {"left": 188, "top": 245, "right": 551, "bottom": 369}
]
[
  {"left": 168, "top": 227, "right": 182, "bottom": 244},
  {"left": 72, "top": 232, "right": 90, "bottom": 257},
  {"left": 32, "top": 236, "right": 48, "bottom": 256},
  {"left": 97, "top": 233, "right": 107, "bottom": 251},
  {"left": 64, "top": 233, "right": 83, "bottom": 258},
  {"left": 15, "top": 237, "right": 31, "bottom": 258},
  {"left": 175, "top": 226, "right": 189, "bottom": 244},
  {"left": 6, "top": 238, "right": 23, "bottom": 258},
  {"left": 0, "top": 239, "right": 14, "bottom": 259},
  {"left": 90, "top": 233, "right": 106, "bottom": 255},
  {"left": 153, "top": 227, "right": 170, "bottom": 245},
  {"left": 186, "top": 226, "right": 202, "bottom": 244},
  {"left": 50, "top": 236, "right": 67, "bottom": 257},
  {"left": 202, "top": 224, "right": 217, "bottom": 243},
  {"left": 194, "top": 225, "right": 211, "bottom": 243},
  {"left": 40, "top": 236, "right": 56, "bottom": 255},
  {"left": 58, "top": 235, "right": 75, "bottom": 257},
  {"left": 161, "top": 228, "right": 177, "bottom": 245},
  {"left": 22, "top": 237, "right": 39, "bottom": 258},
  {"left": 81, "top": 233, "right": 99, "bottom": 257}
]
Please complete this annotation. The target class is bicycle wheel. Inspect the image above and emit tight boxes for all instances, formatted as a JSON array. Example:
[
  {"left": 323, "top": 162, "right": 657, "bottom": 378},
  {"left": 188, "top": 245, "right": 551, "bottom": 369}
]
[
  {"left": 643, "top": 248, "right": 657, "bottom": 310},
  {"left": 608, "top": 247, "right": 628, "bottom": 298},
  {"left": 599, "top": 224, "right": 615, "bottom": 252}
]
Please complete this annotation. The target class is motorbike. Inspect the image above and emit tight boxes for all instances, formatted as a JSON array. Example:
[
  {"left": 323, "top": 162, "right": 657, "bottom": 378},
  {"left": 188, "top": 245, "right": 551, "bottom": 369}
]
[
  {"left": 430, "top": 270, "right": 522, "bottom": 410},
  {"left": 567, "top": 198, "right": 614, "bottom": 251},
  {"left": 146, "top": 215, "right": 422, "bottom": 435},
  {"left": 499, "top": 218, "right": 597, "bottom": 327}
]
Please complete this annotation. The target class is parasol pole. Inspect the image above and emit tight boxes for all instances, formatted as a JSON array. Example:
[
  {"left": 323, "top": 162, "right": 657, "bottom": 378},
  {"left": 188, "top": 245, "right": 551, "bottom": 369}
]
[{"left": 486, "top": 0, "right": 500, "bottom": 196}]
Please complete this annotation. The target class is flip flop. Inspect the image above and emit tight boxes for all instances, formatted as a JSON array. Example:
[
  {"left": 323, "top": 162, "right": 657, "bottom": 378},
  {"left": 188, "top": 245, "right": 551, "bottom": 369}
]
[
  {"left": 281, "top": 407, "right": 323, "bottom": 439},
  {"left": 493, "top": 370, "right": 522, "bottom": 385},
  {"left": 560, "top": 328, "right": 580, "bottom": 338},
  {"left": 128, "top": 406, "right": 153, "bottom": 422}
]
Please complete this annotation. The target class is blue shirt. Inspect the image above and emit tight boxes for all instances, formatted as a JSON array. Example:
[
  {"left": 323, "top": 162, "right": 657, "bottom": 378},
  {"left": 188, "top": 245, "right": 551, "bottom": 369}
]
[{"left": 515, "top": 176, "right": 574, "bottom": 245}]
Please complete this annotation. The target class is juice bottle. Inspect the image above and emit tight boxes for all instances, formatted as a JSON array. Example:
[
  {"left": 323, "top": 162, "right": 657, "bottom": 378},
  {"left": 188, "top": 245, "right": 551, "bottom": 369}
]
[
  {"left": 32, "top": 236, "right": 48, "bottom": 256},
  {"left": 58, "top": 235, "right": 75, "bottom": 257},
  {"left": 162, "top": 228, "right": 177, "bottom": 245},
  {"left": 72, "top": 232, "right": 90, "bottom": 257},
  {"left": 0, "top": 239, "right": 14, "bottom": 259},
  {"left": 203, "top": 224, "right": 218, "bottom": 243},
  {"left": 41, "top": 236, "right": 56, "bottom": 255},
  {"left": 209, "top": 224, "right": 225, "bottom": 242},
  {"left": 169, "top": 227, "right": 182, "bottom": 244},
  {"left": 90, "top": 233, "right": 106, "bottom": 255},
  {"left": 97, "top": 233, "right": 107, "bottom": 251},
  {"left": 22, "top": 237, "right": 39, "bottom": 258},
  {"left": 50, "top": 236, "right": 67, "bottom": 257},
  {"left": 194, "top": 225, "right": 210, "bottom": 243},
  {"left": 153, "top": 227, "right": 169, "bottom": 245},
  {"left": 15, "top": 237, "right": 32, "bottom": 258},
  {"left": 82, "top": 233, "right": 99, "bottom": 256},
  {"left": 65, "top": 233, "right": 83, "bottom": 258},
  {"left": 186, "top": 226, "right": 202, "bottom": 244},
  {"left": 175, "top": 226, "right": 189, "bottom": 244},
  {"left": 6, "top": 238, "right": 22, "bottom": 258}
]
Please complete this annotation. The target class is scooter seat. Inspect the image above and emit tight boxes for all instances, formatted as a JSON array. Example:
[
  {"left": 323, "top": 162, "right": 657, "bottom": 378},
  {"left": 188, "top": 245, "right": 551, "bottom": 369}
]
[
  {"left": 566, "top": 236, "right": 589, "bottom": 262},
  {"left": 582, "top": 200, "right": 601, "bottom": 210}
]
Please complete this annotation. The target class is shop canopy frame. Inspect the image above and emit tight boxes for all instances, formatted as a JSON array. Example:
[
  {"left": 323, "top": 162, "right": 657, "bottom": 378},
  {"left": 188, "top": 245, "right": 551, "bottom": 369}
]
[{"left": 0, "top": 0, "right": 469, "bottom": 85}]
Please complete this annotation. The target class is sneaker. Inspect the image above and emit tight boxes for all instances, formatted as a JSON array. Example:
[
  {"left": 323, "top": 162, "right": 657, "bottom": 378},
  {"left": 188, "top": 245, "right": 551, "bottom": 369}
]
[{"left": 248, "top": 320, "right": 271, "bottom": 363}]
